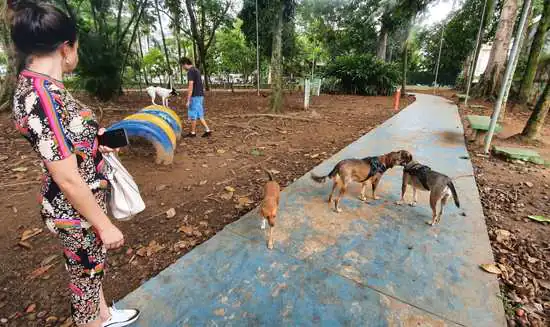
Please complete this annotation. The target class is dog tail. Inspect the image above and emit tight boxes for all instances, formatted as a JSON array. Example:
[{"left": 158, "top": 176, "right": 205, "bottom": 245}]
[
  {"left": 447, "top": 181, "right": 460, "bottom": 208},
  {"left": 310, "top": 164, "right": 339, "bottom": 183},
  {"left": 264, "top": 168, "right": 275, "bottom": 181}
]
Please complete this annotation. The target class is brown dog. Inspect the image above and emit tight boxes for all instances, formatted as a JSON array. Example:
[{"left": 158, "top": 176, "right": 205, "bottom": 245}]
[
  {"left": 311, "top": 150, "right": 413, "bottom": 212},
  {"left": 396, "top": 160, "right": 460, "bottom": 226},
  {"left": 260, "top": 169, "right": 280, "bottom": 249}
]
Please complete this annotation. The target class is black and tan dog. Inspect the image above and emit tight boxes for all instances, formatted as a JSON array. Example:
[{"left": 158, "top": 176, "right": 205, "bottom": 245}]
[
  {"left": 396, "top": 160, "right": 460, "bottom": 226},
  {"left": 311, "top": 150, "right": 413, "bottom": 212}
]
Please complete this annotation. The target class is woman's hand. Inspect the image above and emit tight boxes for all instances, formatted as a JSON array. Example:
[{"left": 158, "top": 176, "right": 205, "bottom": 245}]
[
  {"left": 98, "top": 223, "right": 124, "bottom": 250},
  {"left": 97, "top": 128, "right": 119, "bottom": 154}
]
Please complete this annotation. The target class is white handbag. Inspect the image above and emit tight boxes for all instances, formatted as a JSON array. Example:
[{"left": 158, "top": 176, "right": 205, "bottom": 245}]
[{"left": 103, "top": 153, "right": 145, "bottom": 220}]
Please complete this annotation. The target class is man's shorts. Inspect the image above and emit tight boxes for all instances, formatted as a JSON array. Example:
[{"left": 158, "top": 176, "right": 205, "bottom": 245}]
[{"left": 188, "top": 96, "right": 204, "bottom": 120}]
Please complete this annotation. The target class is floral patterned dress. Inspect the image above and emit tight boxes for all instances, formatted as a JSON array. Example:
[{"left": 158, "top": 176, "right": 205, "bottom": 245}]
[{"left": 13, "top": 69, "right": 111, "bottom": 324}]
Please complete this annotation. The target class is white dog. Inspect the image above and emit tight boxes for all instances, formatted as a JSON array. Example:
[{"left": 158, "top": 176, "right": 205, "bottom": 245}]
[{"left": 146, "top": 86, "right": 178, "bottom": 107}]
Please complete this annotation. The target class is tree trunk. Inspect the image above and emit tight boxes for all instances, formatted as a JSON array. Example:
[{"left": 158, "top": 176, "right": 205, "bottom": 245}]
[
  {"left": 137, "top": 29, "right": 149, "bottom": 85},
  {"left": 270, "top": 2, "right": 284, "bottom": 113},
  {"left": 175, "top": 30, "right": 184, "bottom": 85},
  {"left": 377, "top": 25, "right": 388, "bottom": 61},
  {"left": 465, "top": 0, "right": 496, "bottom": 91},
  {"left": 475, "top": 0, "right": 519, "bottom": 99},
  {"left": 499, "top": 0, "right": 533, "bottom": 121},
  {"left": 154, "top": 0, "right": 172, "bottom": 77},
  {"left": 401, "top": 40, "right": 408, "bottom": 97},
  {"left": 522, "top": 82, "right": 550, "bottom": 140},
  {"left": 518, "top": 0, "right": 550, "bottom": 103},
  {"left": 0, "top": 2, "right": 16, "bottom": 112}
]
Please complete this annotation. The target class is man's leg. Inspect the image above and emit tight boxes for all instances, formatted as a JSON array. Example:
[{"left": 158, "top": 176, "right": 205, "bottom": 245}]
[
  {"left": 185, "top": 98, "right": 198, "bottom": 137},
  {"left": 197, "top": 97, "right": 211, "bottom": 137}
]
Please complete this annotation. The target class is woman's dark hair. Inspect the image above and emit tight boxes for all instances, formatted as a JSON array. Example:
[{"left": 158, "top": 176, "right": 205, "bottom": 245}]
[
  {"left": 9, "top": 0, "right": 78, "bottom": 72},
  {"left": 179, "top": 57, "right": 193, "bottom": 66}
]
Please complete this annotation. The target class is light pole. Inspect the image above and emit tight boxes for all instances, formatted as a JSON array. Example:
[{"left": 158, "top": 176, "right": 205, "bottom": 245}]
[{"left": 256, "top": 0, "right": 260, "bottom": 96}]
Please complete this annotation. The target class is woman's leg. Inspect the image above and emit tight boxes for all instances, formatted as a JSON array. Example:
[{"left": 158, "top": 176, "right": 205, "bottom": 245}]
[{"left": 99, "top": 286, "right": 111, "bottom": 321}]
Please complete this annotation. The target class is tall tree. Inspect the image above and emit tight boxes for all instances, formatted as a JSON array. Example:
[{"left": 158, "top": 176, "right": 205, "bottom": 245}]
[
  {"left": 184, "top": 0, "right": 233, "bottom": 91},
  {"left": 270, "top": 1, "right": 285, "bottom": 112},
  {"left": 0, "top": 1, "right": 16, "bottom": 112},
  {"left": 518, "top": 0, "right": 550, "bottom": 103},
  {"left": 475, "top": 0, "right": 519, "bottom": 99},
  {"left": 166, "top": 0, "right": 187, "bottom": 84},
  {"left": 522, "top": 80, "right": 549, "bottom": 140},
  {"left": 154, "top": 0, "right": 172, "bottom": 84}
]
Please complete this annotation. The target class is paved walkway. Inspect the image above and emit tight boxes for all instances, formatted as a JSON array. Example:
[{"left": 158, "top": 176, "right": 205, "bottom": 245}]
[{"left": 119, "top": 94, "right": 505, "bottom": 326}]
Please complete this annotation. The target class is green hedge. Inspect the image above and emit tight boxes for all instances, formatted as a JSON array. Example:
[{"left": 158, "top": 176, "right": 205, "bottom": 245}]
[{"left": 322, "top": 54, "right": 400, "bottom": 96}]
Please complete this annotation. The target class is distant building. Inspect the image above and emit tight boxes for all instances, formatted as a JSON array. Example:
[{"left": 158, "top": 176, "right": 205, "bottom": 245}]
[{"left": 473, "top": 14, "right": 549, "bottom": 82}]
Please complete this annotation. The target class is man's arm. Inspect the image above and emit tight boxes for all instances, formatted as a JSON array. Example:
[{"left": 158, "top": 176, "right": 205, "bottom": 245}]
[{"left": 187, "top": 81, "right": 194, "bottom": 107}]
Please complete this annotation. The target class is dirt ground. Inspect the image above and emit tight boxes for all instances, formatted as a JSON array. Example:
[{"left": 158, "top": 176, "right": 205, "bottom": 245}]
[
  {"left": 0, "top": 91, "right": 412, "bottom": 326},
  {"left": 418, "top": 88, "right": 550, "bottom": 327}
]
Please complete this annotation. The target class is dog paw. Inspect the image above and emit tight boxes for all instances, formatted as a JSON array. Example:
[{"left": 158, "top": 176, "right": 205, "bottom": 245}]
[
  {"left": 425, "top": 221, "right": 435, "bottom": 226},
  {"left": 335, "top": 208, "right": 343, "bottom": 213},
  {"left": 373, "top": 196, "right": 381, "bottom": 200},
  {"left": 396, "top": 200, "right": 404, "bottom": 205},
  {"left": 267, "top": 241, "right": 274, "bottom": 250},
  {"left": 359, "top": 195, "right": 367, "bottom": 202},
  {"left": 409, "top": 202, "right": 417, "bottom": 207}
]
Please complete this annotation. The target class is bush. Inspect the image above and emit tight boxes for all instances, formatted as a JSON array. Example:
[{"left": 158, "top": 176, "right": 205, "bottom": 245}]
[
  {"left": 322, "top": 54, "right": 400, "bottom": 96},
  {"left": 73, "top": 32, "right": 124, "bottom": 101}
]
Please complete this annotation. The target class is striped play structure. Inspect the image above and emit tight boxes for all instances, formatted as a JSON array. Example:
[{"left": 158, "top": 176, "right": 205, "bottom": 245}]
[{"left": 108, "top": 105, "right": 182, "bottom": 165}]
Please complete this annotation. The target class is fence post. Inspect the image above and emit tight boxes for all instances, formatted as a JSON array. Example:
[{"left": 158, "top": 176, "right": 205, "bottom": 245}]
[
  {"left": 393, "top": 87, "right": 401, "bottom": 111},
  {"left": 304, "top": 79, "right": 311, "bottom": 110}
]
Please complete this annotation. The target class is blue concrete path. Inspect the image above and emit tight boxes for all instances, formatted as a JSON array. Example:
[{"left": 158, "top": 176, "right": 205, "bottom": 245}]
[{"left": 119, "top": 94, "right": 505, "bottom": 326}]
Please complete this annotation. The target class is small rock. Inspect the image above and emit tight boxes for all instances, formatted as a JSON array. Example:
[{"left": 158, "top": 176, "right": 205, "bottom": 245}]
[
  {"left": 166, "top": 208, "right": 176, "bottom": 219},
  {"left": 155, "top": 184, "right": 167, "bottom": 192},
  {"left": 524, "top": 181, "right": 534, "bottom": 188},
  {"left": 0, "top": 318, "right": 7, "bottom": 324}
]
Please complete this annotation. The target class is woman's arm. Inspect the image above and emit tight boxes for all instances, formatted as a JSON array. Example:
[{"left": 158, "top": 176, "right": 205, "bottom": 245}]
[{"left": 45, "top": 155, "right": 124, "bottom": 249}]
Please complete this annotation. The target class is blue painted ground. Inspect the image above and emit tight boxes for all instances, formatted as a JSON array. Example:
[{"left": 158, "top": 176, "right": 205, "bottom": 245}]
[{"left": 119, "top": 94, "right": 505, "bottom": 326}]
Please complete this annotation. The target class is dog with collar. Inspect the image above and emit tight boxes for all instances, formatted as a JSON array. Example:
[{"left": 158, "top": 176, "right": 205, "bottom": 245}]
[
  {"left": 311, "top": 150, "right": 413, "bottom": 212},
  {"left": 396, "top": 160, "right": 460, "bottom": 226},
  {"left": 146, "top": 86, "right": 178, "bottom": 107}
]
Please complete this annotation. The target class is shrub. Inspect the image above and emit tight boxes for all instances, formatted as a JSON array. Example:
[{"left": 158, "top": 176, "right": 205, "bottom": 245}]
[{"left": 322, "top": 54, "right": 400, "bottom": 96}]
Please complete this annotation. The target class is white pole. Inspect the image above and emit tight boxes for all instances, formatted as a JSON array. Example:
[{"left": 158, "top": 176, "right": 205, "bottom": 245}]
[
  {"left": 464, "top": 0, "right": 489, "bottom": 107},
  {"left": 255, "top": 0, "right": 260, "bottom": 96},
  {"left": 304, "top": 79, "right": 310, "bottom": 110},
  {"left": 484, "top": 0, "right": 532, "bottom": 153}
]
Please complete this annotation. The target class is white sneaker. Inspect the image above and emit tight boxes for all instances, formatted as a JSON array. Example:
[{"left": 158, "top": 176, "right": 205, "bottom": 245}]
[{"left": 102, "top": 305, "right": 140, "bottom": 327}]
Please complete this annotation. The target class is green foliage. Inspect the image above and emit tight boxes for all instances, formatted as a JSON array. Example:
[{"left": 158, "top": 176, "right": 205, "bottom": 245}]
[
  {"left": 209, "top": 19, "right": 256, "bottom": 79},
  {"left": 143, "top": 48, "right": 169, "bottom": 82},
  {"left": 239, "top": 0, "right": 297, "bottom": 59},
  {"left": 74, "top": 32, "right": 124, "bottom": 101},
  {"left": 0, "top": 51, "right": 6, "bottom": 65},
  {"left": 323, "top": 54, "right": 400, "bottom": 95}
]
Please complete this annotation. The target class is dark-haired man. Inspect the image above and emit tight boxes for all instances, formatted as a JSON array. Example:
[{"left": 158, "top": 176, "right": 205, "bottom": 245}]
[{"left": 179, "top": 57, "right": 211, "bottom": 137}]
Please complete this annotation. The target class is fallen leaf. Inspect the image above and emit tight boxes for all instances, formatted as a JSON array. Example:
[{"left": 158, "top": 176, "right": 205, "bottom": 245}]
[
  {"left": 155, "top": 184, "right": 167, "bottom": 192},
  {"left": 527, "top": 215, "right": 550, "bottom": 223},
  {"left": 538, "top": 279, "right": 550, "bottom": 290},
  {"left": 174, "top": 240, "right": 188, "bottom": 249},
  {"left": 11, "top": 167, "right": 28, "bottom": 172},
  {"left": 12, "top": 206, "right": 17, "bottom": 214},
  {"left": 310, "top": 153, "right": 320, "bottom": 159},
  {"left": 216, "top": 149, "right": 226, "bottom": 154},
  {"left": 18, "top": 241, "right": 32, "bottom": 249},
  {"left": 199, "top": 180, "right": 208, "bottom": 186},
  {"left": 25, "top": 304, "right": 36, "bottom": 313},
  {"left": 524, "top": 181, "right": 534, "bottom": 188},
  {"left": 201, "top": 164, "right": 208, "bottom": 168},
  {"left": 250, "top": 149, "right": 262, "bottom": 156},
  {"left": 40, "top": 255, "right": 59, "bottom": 267},
  {"left": 495, "top": 229, "right": 511, "bottom": 243},
  {"left": 270, "top": 169, "right": 280, "bottom": 174},
  {"left": 220, "top": 192, "right": 233, "bottom": 201},
  {"left": 29, "top": 264, "right": 55, "bottom": 279},
  {"left": 21, "top": 228, "right": 43, "bottom": 241},
  {"left": 166, "top": 208, "right": 176, "bottom": 219},
  {"left": 178, "top": 226, "right": 194, "bottom": 235},
  {"left": 224, "top": 186, "right": 236, "bottom": 193},
  {"left": 136, "top": 241, "right": 165, "bottom": 257},
  {"left": 236, "top": 196, "right": 254, "bottom": 209},
  {"left": 479, "top": 263, "right": 502, "bottom": 274},
  {"left": 0, "top": 155, "right": 8, "bottom": 161}
]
